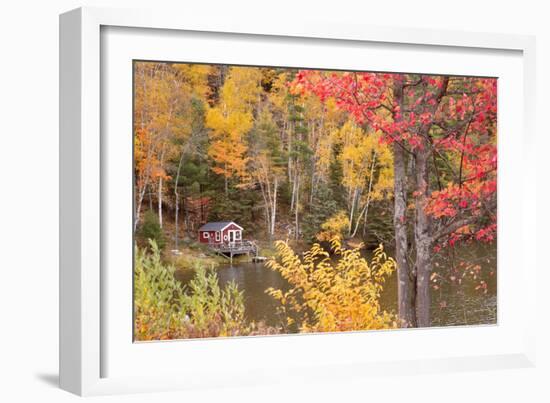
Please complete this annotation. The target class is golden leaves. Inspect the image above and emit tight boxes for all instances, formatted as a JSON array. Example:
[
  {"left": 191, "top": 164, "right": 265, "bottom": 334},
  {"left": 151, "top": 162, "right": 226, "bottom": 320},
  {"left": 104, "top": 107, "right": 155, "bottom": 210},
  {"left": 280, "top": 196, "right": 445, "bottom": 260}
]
[
  {"left": 205, "top": 67, "right": 262, "bottom": 182},
  {"left": 335, "top": 121, "right": 393, "bottom": 197},
  {"left": 133, "top": 62, "right": 210, "bottom": 200},
  {"left": 316, "top": 210, "right": 350, "bottom": 242},
  {"left": 266, "top": 238, "right": 397, "bottom": 333}
]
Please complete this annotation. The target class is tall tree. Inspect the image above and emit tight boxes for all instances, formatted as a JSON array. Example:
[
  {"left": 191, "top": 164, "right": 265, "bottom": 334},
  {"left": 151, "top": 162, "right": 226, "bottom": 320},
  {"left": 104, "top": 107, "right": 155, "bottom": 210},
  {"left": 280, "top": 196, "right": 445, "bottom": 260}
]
[
  {"left": 292, "top": 71, "right": 497, "bottom": 327},
  {"left": 134, "top": 63, "right": 177, "bottom": 230},
  {"left": 286, "top": 95, "right": 311, "bottom": 239},
  {"left": 247, "top": 109, "right": 286, "bottom": 237},
  {"left": 333, "top": 121, "right": 393, "bottom": 238},
  {"left": 134, "top": 62, "right": 211, "bottom": 233}
]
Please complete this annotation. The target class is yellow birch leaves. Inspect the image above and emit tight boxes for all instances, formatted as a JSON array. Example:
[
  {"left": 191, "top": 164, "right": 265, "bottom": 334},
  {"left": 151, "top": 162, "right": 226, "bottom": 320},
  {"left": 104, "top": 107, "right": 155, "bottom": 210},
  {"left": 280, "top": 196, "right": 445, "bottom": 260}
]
[{"left": 205, "top": 67, "right": 263, "bottom": 182}]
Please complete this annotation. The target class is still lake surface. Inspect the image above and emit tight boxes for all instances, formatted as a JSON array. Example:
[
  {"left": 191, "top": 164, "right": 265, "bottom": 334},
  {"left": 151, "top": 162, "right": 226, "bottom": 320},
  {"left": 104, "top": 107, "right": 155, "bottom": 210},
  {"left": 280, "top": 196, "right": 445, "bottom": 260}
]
[{"left": 175, "top": 243, "right": 497, "bottom": 329}]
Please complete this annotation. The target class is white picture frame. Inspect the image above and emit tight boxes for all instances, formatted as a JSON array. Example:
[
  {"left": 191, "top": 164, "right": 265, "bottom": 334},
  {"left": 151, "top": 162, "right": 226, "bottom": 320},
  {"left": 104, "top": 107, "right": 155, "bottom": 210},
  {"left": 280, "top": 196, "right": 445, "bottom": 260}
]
[{"left": 59, "top": 6, "right": 537, "bottom": 396}]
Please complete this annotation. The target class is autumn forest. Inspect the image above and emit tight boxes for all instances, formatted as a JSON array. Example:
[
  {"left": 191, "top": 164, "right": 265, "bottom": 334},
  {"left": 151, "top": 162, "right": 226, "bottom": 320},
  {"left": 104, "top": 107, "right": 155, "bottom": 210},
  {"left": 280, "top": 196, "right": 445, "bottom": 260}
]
[{"left": 133, "top": 61, "right": 497, "bottom": 341}]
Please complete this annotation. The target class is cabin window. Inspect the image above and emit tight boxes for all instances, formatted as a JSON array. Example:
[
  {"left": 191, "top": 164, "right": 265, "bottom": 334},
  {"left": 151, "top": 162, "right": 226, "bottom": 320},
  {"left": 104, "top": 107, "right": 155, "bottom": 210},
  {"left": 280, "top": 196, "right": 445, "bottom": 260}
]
[
  {"left": 215, "top": 232, "right": 220, "bottom": 241},
  {"left": 203, "top": 232, "right": 209, "bottom": 239},
  {"left": 235, "top": 231, "right": 241, "bottom": 240}
]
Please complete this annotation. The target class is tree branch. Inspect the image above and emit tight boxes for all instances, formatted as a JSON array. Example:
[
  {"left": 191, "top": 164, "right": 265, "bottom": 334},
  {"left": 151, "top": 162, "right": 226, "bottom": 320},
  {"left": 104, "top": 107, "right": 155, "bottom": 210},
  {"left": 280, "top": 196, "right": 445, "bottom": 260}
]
[{"left": 430, "top": 197, "right": 496, "bottom": 242}]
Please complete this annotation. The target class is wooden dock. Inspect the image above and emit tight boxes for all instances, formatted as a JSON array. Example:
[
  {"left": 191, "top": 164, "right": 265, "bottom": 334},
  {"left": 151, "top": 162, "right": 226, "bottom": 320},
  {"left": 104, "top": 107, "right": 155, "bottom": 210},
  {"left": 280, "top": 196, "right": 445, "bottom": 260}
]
[{"left": 208, "top": 240, "right": 259, "bottom": 264}]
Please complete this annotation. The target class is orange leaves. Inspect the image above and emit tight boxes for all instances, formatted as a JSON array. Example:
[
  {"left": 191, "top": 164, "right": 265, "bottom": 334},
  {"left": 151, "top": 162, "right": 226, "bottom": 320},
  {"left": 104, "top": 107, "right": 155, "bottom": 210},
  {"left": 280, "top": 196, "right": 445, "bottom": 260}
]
[
  {"left": 133, "top": 62, "right": 209, "bottom": 210},
  {"left": 207, "top": 137, "right": 250, "bottom": 180},
  {"left": 151, "top": 165, "right": 170, "bottom": 181},
  {"left": 134, "top": 127, "right": 165, "bottom": 188}
]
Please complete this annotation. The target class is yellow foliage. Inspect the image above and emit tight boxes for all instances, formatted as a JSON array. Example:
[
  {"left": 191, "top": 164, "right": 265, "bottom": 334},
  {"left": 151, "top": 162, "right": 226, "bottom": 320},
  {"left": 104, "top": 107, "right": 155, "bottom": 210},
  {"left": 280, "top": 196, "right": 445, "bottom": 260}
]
[
  {"left": 133, "top": 62, "right": 209, "bottom": 200},
  {"left": 268, "top": 72, "right": 289, "bottom": 111},
  {"left": 171, "top": 64, "right": 212, "bottom": 98},
  {"left": 316, "top": 210, "right": 350, "bottom": 242},
  {"left": 266, "top": 238, "right": 397, "bottom": 333},
  {"left": 205, "top": 67, "right": 262, "bottom": 182},
  {"left": 335, "top": 121, "right": 393, "bottom": 198},
  {"left": 219, "top": 67, "right": 262, "bottom": 111}
]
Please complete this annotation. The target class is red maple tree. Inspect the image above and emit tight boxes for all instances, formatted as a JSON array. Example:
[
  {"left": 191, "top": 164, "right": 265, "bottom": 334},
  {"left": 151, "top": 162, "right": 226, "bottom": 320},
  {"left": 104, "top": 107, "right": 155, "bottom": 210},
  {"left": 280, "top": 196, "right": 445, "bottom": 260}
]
[{"left": 291, "top": 71, "right": 497, "bottom": 326}]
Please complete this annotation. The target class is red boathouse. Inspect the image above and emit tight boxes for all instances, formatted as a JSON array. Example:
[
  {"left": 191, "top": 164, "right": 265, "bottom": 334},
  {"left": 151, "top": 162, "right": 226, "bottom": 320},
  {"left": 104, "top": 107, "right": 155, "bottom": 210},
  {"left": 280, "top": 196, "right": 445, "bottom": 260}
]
[{"left": 198, "top": 221, "right": 243, "bottom": 245}]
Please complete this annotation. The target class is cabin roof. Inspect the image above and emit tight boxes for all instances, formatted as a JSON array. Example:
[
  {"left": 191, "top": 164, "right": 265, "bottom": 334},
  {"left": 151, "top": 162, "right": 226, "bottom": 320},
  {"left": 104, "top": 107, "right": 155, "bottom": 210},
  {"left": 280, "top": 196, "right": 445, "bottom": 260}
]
[{"left": 198, "top": 221, "right": 243, "bottom": 232}]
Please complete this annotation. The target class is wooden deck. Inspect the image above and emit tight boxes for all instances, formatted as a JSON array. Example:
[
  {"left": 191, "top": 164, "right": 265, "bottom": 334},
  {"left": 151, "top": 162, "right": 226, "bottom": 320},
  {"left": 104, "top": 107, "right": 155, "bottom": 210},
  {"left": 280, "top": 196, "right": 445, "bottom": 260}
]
[{"left": 208, "top": 240, "right": 258, "bottom": 262}]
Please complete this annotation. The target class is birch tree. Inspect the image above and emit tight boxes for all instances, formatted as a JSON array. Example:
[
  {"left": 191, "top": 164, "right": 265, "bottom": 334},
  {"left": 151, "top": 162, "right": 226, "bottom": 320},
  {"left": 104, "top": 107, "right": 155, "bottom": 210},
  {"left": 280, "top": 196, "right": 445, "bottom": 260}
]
[{"left": 247, "top": 109, "right": 285, "bottom": 238}]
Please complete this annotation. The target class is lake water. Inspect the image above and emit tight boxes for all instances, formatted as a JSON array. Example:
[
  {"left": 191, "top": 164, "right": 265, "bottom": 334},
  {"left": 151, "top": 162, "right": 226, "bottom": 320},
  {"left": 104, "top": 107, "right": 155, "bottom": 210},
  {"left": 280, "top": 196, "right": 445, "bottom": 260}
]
[{"left": 174, "top": 243, "right": 497, "bottom": 329}]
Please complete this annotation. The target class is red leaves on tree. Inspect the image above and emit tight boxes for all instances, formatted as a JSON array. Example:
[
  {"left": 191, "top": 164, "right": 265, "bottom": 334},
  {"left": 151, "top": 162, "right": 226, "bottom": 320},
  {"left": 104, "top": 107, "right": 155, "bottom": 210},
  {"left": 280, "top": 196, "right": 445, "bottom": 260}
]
[{"left": 291, "top": 70, "right": 497, "bottom": 249}]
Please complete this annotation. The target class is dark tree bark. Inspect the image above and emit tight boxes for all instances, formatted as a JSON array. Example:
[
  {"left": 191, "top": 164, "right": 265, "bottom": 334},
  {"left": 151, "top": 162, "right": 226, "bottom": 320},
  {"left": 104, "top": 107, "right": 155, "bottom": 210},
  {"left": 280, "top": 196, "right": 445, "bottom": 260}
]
[
  {"left": 392, "top": 82, "right": 416, "bottom": 327},
  {"left": 393, "top": 143, "right": 416, "bottom": 327},
  {"left": 413, "top": 148, "right": 432, "bottom": 327},
  {"left": 412, "top": 75, "right": 449, "bottom": 327}
]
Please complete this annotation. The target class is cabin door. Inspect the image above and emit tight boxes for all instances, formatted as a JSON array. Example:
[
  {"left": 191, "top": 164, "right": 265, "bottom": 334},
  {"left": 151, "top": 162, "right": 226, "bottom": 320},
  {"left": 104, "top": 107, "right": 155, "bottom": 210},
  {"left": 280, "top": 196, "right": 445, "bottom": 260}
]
[{"left": 228, "top": 230, "right": 236, "bottom": 246}]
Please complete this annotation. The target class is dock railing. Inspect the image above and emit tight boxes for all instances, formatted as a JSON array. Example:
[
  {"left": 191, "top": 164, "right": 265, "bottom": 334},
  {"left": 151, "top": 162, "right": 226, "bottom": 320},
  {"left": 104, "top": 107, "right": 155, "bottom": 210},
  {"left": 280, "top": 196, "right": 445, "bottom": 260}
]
[{"left": 208, "top": 240, "right": 258, "bottom": 256}]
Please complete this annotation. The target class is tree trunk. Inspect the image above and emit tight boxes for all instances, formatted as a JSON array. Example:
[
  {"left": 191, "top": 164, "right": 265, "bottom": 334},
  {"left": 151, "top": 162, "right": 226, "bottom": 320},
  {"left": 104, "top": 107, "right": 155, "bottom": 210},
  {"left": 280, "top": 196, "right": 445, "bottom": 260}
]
[
  {"left": 258, "top": 181, "right": 271, "bottom": 236},
  {"left": 175, "top": 191, "right": 179, "bottom": 248},
  {"left": 309, "top": 122, "right": 318, "bottom": 206},
  {"left": 391, "top": 80, "right": 416, "bottom": 328},
  {"left": 133, "top": 65, "right": 148, "bottom": 232},
  {"left": 134, "top": 183, "right": 148, "bottom": 232},
  {"left": 413, "top": 76, "right": 447, "bottom": 327},
  {"left": 157, "top": 146, "right": 167, "bottom": 228},
  {"left": 393, "top": 143, "right": 415, "bottom": 327},
  {"left": 271, "top": 177, "right": 278, "bottom": 236},
  {"left": 158, "top": 176, "right": 163, "bottom": 228},
  {"left": 415, "top": 238, "right": 432, "bottom": 327},
  {"left": 224, "top": 162, "right": 229, "bottom": 196},
  {"left": 174, "top": 151, "right": 185, "bottom": 250},
  {"left": 287, "top": 121, "right": 293, "bottom": 184},
  {"left": 290, "top": 167, "right": 297, "bottom": 212},
  {"left": 414, "top": 148, "right": 433, "bottom": 327},
  {"left": 348, "top": 188, "right": 358, "bottom": 236},
  {"left": 183, "top": 195, "right": 190, "bottom": 236},
  {"left": 134, "top": 153, "right": 153, "bottom": 231},
  {"left": 310, "top": 171, "right": 316, "bottom": 205},
  {"left": 294, "top": 177, "right": 300, "bottom": 240},
  {"left": 351, "top": 151, "right": 377, "bottom": 238}
]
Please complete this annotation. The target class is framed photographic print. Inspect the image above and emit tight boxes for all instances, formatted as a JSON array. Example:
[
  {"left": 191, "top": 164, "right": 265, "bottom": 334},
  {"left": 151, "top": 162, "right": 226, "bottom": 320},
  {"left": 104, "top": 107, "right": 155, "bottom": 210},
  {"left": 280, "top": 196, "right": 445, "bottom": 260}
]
[{"left": 60, "top": 6, "right": 537, "bottom": 396}]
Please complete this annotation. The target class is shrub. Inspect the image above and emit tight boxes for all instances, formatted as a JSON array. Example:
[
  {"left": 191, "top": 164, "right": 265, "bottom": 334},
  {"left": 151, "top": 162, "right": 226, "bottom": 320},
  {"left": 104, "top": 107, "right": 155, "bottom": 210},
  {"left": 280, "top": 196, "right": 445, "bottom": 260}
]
[
  {"left": 180, "top": 267, "right": 246, "bottom": 338},
  {"left": 316, "top": 210, "right": 350, "bottom": 242},
  {"left": 266, "top": 237, "right": 397, "bottom": 333},
  {"left": 134, "top": 240, "right": 251, "bottom": 340},
  {"left": 134, "top": 240, "right": 182, "bottom": 339},
  {"left": 137, "top": 210, "right": 165, "bottom": 250}
]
